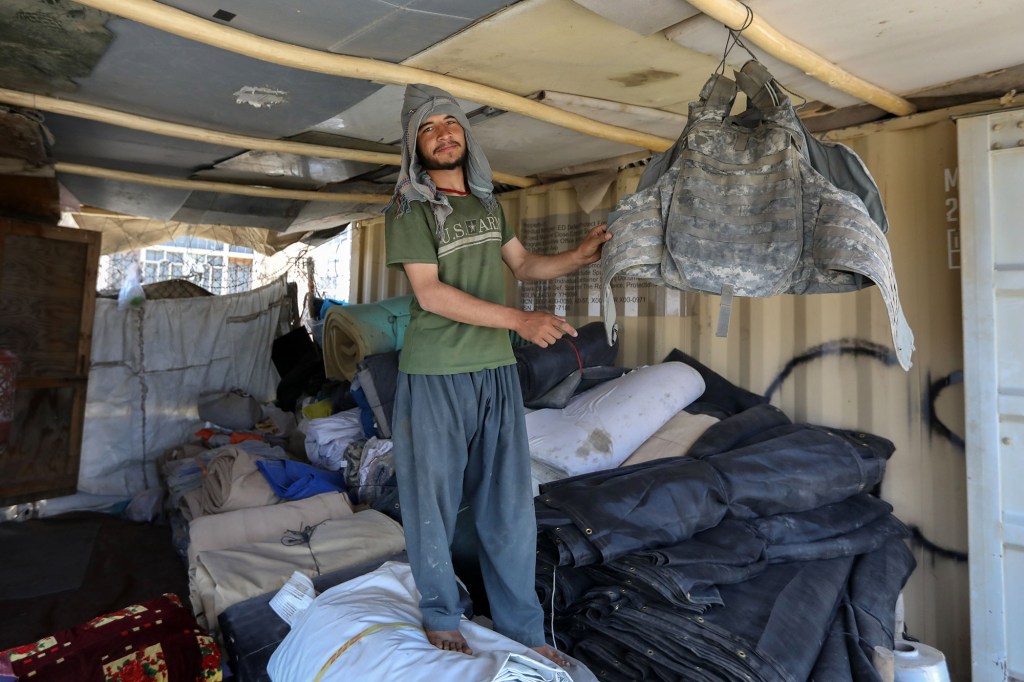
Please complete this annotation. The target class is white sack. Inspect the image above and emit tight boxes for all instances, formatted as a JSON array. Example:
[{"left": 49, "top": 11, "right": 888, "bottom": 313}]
[{"left": 268, "top": 561, "right": 595, "bottom": 682}]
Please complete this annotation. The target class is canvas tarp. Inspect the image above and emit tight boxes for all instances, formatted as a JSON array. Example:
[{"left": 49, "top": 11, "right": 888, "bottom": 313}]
[
  {"left": 79, "top": 276, "right": 291, "bottom": 498},
  {"left": 71, "top": 214, "right": 306, "bottom": 256}
]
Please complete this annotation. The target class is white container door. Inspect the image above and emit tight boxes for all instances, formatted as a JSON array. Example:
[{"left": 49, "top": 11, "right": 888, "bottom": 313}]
[{"left": 958, "top": 109, "right": 1024, "bottom": 682}]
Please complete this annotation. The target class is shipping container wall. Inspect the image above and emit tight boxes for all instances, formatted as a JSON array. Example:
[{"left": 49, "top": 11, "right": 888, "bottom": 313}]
[
  {"left": 827, "top": 118, "right": 969, "bottom": 682},
  {"left": 350, "top": 114, "right": 969, "bottom": 679}
]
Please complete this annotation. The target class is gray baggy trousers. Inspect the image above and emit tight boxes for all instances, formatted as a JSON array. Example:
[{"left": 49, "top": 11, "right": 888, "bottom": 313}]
[{"left": 392, "top": 364, "right": 545, "bottom": 647}]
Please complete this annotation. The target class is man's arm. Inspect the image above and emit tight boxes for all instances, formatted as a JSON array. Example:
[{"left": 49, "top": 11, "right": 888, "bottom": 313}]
[
  {"left": 403, "top": 262, "right": 575, "bottom": 348},
  {"left": 501, "top": 224, "right": 610, "bottom": 282}
]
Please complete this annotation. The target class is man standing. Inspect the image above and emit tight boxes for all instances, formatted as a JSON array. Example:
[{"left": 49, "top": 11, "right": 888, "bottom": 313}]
[{"left": 384, "top": 83, "right": 610, "bottom": 666}]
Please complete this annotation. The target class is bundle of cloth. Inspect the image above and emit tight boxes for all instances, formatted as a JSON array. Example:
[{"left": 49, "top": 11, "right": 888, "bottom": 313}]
[
  {"left": 179, "top": 444, "right": 284, "bottom": 520},
  {"left": 176, "top": 444, "right": 348, "bottom": 520},
  {"left": 322, "top": 295, "right": 413, "bottom": 381},
  {"left": 190, "top": 509, "right": 405, "bottom": 634},
  {"left": 304, "top": 407, "right": 365, "bottom": 470},
  {"left": 533, "top": 350, "right": 915, "bottom": 682},
  {"left": 514, "top": 321, "right": 622, "bottom": 409}
]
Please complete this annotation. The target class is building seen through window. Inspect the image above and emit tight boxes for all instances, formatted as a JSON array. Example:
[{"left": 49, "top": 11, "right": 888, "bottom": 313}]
[{"left": 98, "top": 238, "right": 255, "bottom": 296}]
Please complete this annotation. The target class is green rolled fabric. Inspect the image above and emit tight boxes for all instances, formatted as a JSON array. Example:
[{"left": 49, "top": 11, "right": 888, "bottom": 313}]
[{"left": 322, "top": 295, "right": 413, "bottom": 380}]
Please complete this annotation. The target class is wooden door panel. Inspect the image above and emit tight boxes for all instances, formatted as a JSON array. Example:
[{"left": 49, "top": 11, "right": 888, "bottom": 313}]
[{"left": 0, "top": 219, "right": 99, "bottom": 505}]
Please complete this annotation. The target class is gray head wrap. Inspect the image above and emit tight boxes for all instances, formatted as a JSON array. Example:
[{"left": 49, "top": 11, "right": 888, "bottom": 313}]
[{"left": 386, "top": 84, "right": 497, "bottom": 237}]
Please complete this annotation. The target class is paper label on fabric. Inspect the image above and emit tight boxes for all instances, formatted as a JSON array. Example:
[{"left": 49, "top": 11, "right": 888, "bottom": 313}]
[
  {"left": 520, "top": 213, "right": 594, "bottom": 316},
  {"left": 270, "top": 571, "right": 317, "bottom": 625},
  {"left": 520, "top": 210, "right": 664, "bottom": 319}
]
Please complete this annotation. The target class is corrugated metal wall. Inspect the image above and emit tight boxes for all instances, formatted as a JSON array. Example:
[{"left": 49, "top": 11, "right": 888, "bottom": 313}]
[
  {"left": 828, "top": 116, "right": 969, "bottom": 682},
  {"left": 350, "top": 111, "right": 970, "bottom": 679}
]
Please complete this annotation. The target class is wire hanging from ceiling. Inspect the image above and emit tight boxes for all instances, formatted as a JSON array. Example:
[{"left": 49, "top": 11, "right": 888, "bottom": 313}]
[
  {"left": 713, "top": 2, "right": 810, "bottom": 110},
  {"left": 714, "top": 1, "right": 757, "bottom": 76}
]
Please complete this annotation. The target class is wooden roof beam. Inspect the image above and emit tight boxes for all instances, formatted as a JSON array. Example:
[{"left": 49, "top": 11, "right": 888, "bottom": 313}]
[
  {"left": 55, "top": 162, "right": 391, "bottom": 204},
  {"left": 679, "top": 0, "right": 917, "bottom": 116},
  {"left": 70, "top": 0, "right": 677, "bottom": 152},
  {"left": 0, "top": 87, "right": 538, "bottom": 188}
]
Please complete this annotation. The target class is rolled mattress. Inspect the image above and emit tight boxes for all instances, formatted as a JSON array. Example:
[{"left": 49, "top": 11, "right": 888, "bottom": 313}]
[
  {"left": 526, "top": 361, "right": 706, "bottom": 479},
  {"left": 322, "top": 295, "right": 412, "bottom": 380}
]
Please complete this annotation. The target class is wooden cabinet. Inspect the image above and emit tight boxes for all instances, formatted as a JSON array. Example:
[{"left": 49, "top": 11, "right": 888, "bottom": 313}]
[{"left": 0, "top": 219, "right": 100, "bottom": 505}]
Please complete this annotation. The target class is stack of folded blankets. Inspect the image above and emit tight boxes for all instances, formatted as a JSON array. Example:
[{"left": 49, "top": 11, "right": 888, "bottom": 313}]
[
  {"left": 534, "top": 351, "right": 915, "bottom": 682},
  {"left": 158, "top": 441, "right": 406, "bottom": 637}
]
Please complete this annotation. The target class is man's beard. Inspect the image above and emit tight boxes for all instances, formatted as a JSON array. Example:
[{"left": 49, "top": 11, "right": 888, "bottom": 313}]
[{"left": 419, "top": 145, "right": 466, "bottom": 171}]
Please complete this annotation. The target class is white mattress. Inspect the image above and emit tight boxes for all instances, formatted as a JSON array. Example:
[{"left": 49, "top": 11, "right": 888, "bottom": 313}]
[{"left": 526, "top": 362, "right": 705, "bottom": 480}]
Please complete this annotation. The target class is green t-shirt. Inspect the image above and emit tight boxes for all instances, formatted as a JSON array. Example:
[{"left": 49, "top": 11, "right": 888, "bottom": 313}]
[{"left": 385, "top": 194, "right": 517, "bottom": 375}]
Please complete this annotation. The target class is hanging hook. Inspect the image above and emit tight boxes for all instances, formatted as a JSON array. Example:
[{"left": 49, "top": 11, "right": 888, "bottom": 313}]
[
  {"left": 714, "top": 2, "right": 757, "bottom": 76},
  {"left": 716, "top": 4, "right": 812, "bottom": 110}
]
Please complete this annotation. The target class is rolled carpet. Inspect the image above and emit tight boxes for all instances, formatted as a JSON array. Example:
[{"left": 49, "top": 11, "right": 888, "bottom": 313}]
[{"left": 322, "top": 295, "right": 413, "bottom": 380}]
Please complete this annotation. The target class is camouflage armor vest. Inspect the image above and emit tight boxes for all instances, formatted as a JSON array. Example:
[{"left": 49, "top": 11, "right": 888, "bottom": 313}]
[{"left": 601, "top": 61, "right": 914, "bottom": 370}]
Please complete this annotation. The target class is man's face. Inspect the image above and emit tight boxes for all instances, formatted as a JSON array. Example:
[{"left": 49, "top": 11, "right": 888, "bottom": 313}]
[{"left": 416, "top": 113, "right": 466, "bottom": 171}]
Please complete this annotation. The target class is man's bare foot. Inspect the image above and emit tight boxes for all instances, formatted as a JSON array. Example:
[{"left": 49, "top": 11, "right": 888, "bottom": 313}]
[
  {"left": 425, "top": 628, "right": 474, "bottom": 655},
  {"left": 532, "top": 644, "right": 570, "bottom": 668}
]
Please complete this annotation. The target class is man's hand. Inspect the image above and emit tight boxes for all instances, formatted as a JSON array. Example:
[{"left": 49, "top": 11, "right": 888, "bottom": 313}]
[
  {"left": 575, "top": 224, "right": 612, "bottom": 266},
  {"left": 501, "top": 225, "right": 611, "bottom": 282},
  {"left": 516, "top": 310, "right": 577, "bottom": 348}
]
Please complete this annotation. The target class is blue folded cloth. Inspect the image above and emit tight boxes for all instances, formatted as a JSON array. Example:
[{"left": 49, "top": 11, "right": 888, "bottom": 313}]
[{"left": 255, "top": 459, "right": 347, "bottom": 500}]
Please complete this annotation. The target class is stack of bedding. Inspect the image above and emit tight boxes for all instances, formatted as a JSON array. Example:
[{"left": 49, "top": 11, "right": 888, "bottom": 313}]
[
  {"left": 204, "top": 321, "right": 908, "bottom": 681},
  {"left": 531, "top": 350, "right": 915, "bottom": 682},
  {"left": 159, "top": 441, "right": 406, "bottom": 639},
  {"left": 190, "top": 509, "right": 405, "bottom": 633}
]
